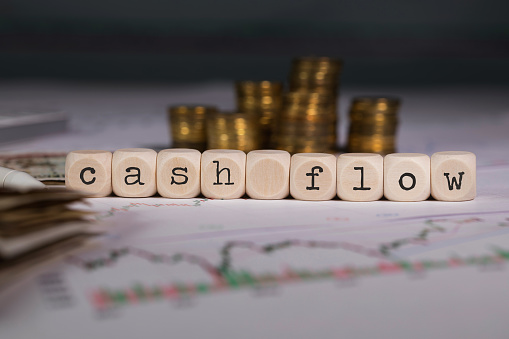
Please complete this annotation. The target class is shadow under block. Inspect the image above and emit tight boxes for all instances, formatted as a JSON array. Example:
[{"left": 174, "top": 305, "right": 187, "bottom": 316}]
[
  {"left": 246, "top": 150, "right": 290, "bottom": 199},
  {"left": 384, "top": 153, "right": 430, "bottom": 201},
  {"left": 201, "top": 149, "right": 246, "bottom": 199},
  {"left": 157, "top": 148, "right": 201, "bottom": 198},
  {"left": 290, "top": 153, "right": 337, "bottom": 201},
  {"left": 112, "top": 148, "right": 157, "bottom": 197},
  {"left": 431, "top": 151, "right": 476, "bottom": 201},
  {"left": 337, "top": 153, "right": 383, "bottom": 201},
  {"left": 65, "top": 150, "right": 112, "bottom": 197}
]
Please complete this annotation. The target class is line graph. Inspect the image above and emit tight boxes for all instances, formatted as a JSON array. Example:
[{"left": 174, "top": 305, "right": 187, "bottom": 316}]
[{"left": 88, "top": 248, "right": 509, "bottom": 310}]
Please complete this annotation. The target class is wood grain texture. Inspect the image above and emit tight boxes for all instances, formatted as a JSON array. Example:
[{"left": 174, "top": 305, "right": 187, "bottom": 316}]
[
  {"left": 337, "top": 153, "right": 383, "bottom": 201},
  {"left": 384, "top": 153, "right": 430, "bottom": 201},
  {"left": 65, "top": 150, "right": 112, "bottom": 197},
  {"left": 431, "top": 151, "right": 476, "bottom": 201},
  {"left": 157, "top": 148, "right": 201, "bottom": 198},
  {"left": 290, "top": 153, "right": 337, "bottom": 201},
  {"left": 112, "top": 148, "right": 157, "bottom": 197},
  {"left": 246, "top": 150, "right": 290, "bottom": 200},
  {"left": 201, "top": 149, "right": 246, "bottom": 199}
]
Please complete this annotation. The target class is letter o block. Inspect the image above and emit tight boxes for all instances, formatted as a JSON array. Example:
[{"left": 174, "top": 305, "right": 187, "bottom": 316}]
[
  {"left": 201, "top": 150, "right": 246, "bottom": 199},
  {"left": 431, "top": 151, "right": 476, "bottom": 201},
  {"left": 65, "top": 150, "right": 112, "bottom": 197},
  {"left": 384, "top": 153, "right": 430, "bottom": 201},
  {"left": 157, "top": 148, "right": 201, "bottom": 198},
  {"left": 246, "top": 150, "right": 290, "bottom": 200},
  {"left": 337, "top": 153, "right": 383, "bottom": 201},
  {"left": 112, "top": 148, "right": 157, "bottom": 197},
  {"left": 290, "top": 153, "right": 337, "bottom": 201}
]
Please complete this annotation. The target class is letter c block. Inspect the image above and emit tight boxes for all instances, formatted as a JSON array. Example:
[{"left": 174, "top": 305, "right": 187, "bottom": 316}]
[
  {"left": 201, "top": 149, "right": 246, "bottom": 199},
  {"left": 112, "top": 148, "right": 157, "bottom": 197},
  {"left": 65, "top": 150, "right": 112, "bottom": 197},
  {"left": 157, "top": 148, "right": 201, "bottom": 198},
  {"left": 384, "top": 153, "right": 430, "bottom": 201}
]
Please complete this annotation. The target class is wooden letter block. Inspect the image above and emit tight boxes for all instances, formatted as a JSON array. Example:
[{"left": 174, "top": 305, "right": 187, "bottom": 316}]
[
  {"left": 246, "top": 150, "right": 290, "bottom": 200},
  {"left": 384, "top": 153, "right": 430, "bottom": 201},
  {"left": 431, "top": 151, "right": 476, "bottom": 201},
  {"left": 201, "top": 150, "right": 246, "bottom": 199},
  {"left": 65, "top": 150, "right": 112, "bottom": 197},
  {"left": 157, "top": 149, "right": 201, "bottom": 198},
  {"left": 112, "top": 148, "right": 157, "bottom": 197},
  {"left": 337, "top": 153, "right": 383, "bottom": 201},
  {"left": 290, "top": 153, "right": 336, "bottom": 201}
]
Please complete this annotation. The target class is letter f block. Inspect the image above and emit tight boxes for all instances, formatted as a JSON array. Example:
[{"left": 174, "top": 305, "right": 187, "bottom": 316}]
[
  {"left": 290, "top": 153, "right": 336, "bottom": 201},
  {"left": 201, "top": 150, "right": 246, "bottom": 199},
  {"left": 65, "top": 150, "right": 112, "bottom": 197},
  {"left": 431, "top": 151, "right": 476, "bottom": 201}
]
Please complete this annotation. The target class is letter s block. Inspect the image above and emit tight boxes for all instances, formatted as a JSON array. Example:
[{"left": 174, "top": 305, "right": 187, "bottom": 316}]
[
  {"left": 65, "top": 150, "right": 112, "bottom": 197},
  {"left": 290, "top": 153, "right": 337, "bottom": 201},
  {"left": 384, "top": 153, "right": 430, "bottom": 201},
  {"left": 246, "top": 150, "right": 290, "bottom": 199},
  {"left": 337, "top": 153, "right": 383, "bottom": 201},
  {"left": 431, "top": 151, "right": 476, "bottom": 201},
  {"left": 112, "top": 148, "right": 157, "bottom": 197},
  {"left": 157, "top": 148, "right": 201, "bottom": 198},
  {"left": 201, "top": 150, "right": 246, "bottom": 199}
]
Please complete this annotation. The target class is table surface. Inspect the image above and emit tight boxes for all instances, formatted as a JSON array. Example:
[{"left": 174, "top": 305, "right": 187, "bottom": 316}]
[{"left": 1, "top": 81, "right": 509, "bottom": 339}]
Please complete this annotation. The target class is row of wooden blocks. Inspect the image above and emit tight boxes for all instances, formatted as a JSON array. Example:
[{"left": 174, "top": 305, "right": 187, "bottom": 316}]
[{"left": 65, "top": 149, "right": 476, "bottom": 201}]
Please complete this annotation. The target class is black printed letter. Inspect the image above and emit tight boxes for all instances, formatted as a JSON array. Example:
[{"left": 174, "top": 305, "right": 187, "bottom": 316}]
[
  {"left": 306, "top": 166, "right": 323, "bottom": 190},
  {"left": 124, "top": 167, "right": 145, "bottom": 186},
  {"left": 444, "top": 172, "right": 464, "bottom": 190},
  {"left": 353, "top": 166, "right": 371, "bottom": 191},
  {"left": 213, "top": 161, "right": 234, "bottom": 185},
  {"left": 171, "top": 167, "right": 188, "bottom": 185},
  {"left": 80, "top": 167, "right": 96, "bottom": 185},
  {"left": 398, "top": 173, "right": 416, "bottom": 191}
]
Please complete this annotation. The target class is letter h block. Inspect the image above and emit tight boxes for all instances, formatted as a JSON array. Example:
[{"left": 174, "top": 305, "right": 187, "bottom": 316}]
[
  {"left": 157, "top": 148, "right": 201, "bottom": 198},
  {"left": 201, "top": 150, "right": 246, "bottom": 199},
  {"left": 65, "top": 150, "right": 112, "bottom": 197}
]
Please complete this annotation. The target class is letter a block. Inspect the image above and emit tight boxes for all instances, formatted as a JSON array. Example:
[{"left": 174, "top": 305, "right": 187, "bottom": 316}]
[
  {"left": 246, "top": 150, "right": 290, "bottom": 200},
  {"left": 431, "top": 151, "right": 476, "bottom": 201},
  {"left": 290, "top": 153, "right": 336, "bottom": 201},
  {"left": 201, "top": 150, "right": 246, "bottom": 199},
  {"left": 157, "top": 148, "right": 201, "bottom": 198},
  {"left": 384, "top": 153, "right": 430, "bottom": 201},
  {"left": 65, "top": 150, "right": 112, "bottom": 197},
  {"left": 112, "top": 148, "right": 157, "bottom": 197},
  {"left": 337, "top": 153, "right": 383, "bottom": 201}
]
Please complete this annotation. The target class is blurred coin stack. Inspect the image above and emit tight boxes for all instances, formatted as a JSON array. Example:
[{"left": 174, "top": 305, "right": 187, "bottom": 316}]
[
  {"left": 206, "top": 112, "right": 261, "bottom": 152},
  {"left": 235, "top": 81, "right": 283, "bottom": 148},
  {"left": 275, "top": 57, "right": 343, "bottom": 153},
  {"left": 168, "top": 106, "right": 218, "bottom": 151},
  {"left": 347, "top": 97, "right": 400, "bottom": 154}
]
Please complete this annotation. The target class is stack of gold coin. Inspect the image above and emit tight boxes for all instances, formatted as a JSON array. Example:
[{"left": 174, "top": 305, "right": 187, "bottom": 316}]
[
  {"left": 274, "top": 91, "right": 336, "bottom": 153},
  {"left": 235, "top": 81, "right": 283, "bottom": 148},
  {"left": 347, "top": 97, "right": 400, "bottom": 154},
  {"left": 168, "top": 105, "right": 218, "bottom": 151},
  {"left": 288, "top": 57, "right": 343, "bottom": 92},
  {"left": 275, "top": 57, "right": 342, "bottom": 153},
  {"left": 206, "top": 112, "right": 261, "bottom": 152}
]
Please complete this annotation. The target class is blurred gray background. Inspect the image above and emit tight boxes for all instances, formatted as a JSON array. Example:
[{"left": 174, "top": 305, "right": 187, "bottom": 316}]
[{"left": 1, "top": 0, "right": 508, "bottom": 85}]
